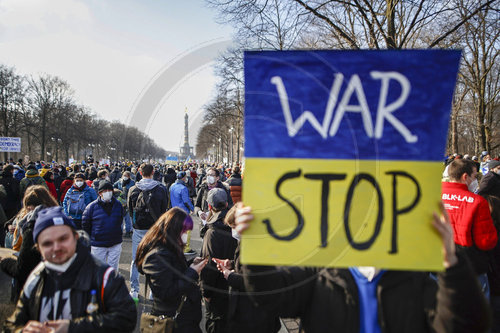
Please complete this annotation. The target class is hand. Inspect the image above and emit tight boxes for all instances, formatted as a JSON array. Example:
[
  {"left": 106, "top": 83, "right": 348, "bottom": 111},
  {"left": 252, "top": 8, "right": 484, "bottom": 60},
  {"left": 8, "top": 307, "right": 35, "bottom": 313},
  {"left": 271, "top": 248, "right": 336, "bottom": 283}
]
[
  {"left": 234, "top": 202, "right": 253, "bottom": 235},
  {"left": 212, "top": 258, "right": 231, "bottom": 270},
  {"left": 46, "top": 319, "right": 69, "bottom": 333},
  {"left": 432, "top": 201, "right": 458, "bottom": 268},
  {"left": 192, "top": 256, "right": 206, "bottom": 265},
  {"left": 22, "top": 321, "right": 53, "bottom": 333},
  {"left": 8, "top": 225, "right": 15, "bottom": 233},
  {"left": 213, "top": 258, "right": 234, "bottom": 280},
  {"left": 190, "top": 258, "right": 208, "bottom": 274}
]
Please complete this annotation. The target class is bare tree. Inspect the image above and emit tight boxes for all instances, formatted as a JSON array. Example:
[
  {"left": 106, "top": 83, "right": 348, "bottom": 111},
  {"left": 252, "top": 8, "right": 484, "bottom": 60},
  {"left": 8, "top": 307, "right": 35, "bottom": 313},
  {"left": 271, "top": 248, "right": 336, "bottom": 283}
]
[
  {"left": 0, "top": 65, "right": 26, "bottom": 160},
  {"left": 458, "top": 1, "right": 499, "bottom": 153}
]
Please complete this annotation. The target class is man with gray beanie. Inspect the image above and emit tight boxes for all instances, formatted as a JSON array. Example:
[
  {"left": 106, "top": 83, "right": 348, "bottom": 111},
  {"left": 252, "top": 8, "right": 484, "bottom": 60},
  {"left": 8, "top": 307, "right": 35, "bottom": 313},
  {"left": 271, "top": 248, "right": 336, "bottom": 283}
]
[{"left": 4, "top": 206, "right": 136, "bottom": 333}]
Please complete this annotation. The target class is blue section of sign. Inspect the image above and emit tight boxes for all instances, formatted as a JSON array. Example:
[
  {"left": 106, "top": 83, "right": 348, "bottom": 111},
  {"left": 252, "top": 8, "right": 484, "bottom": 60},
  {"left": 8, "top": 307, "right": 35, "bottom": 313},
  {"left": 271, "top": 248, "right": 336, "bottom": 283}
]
[{"left": 244, "top": 50, "right": 460, "bottom": 161}]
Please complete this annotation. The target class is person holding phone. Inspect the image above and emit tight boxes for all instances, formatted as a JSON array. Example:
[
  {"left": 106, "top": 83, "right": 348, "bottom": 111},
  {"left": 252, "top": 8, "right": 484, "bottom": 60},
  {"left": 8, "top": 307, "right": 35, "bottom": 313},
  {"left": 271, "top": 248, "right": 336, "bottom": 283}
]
[{"left": 136, "top": 207, "right": 208, "bottom": 333}]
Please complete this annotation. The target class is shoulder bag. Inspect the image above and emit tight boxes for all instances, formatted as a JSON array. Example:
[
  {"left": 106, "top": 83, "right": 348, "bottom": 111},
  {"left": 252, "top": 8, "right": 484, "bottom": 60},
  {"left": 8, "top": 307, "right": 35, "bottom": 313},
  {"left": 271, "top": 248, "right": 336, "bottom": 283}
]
[{"left": 139, "top": 276, "right": 187, "bottom": 333}]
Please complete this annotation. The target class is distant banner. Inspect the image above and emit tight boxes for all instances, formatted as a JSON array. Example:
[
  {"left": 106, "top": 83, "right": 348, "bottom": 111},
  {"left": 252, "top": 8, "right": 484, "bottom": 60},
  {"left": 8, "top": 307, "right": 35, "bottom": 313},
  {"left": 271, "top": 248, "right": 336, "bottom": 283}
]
[
  {"left": 242, "top": 50, "right": 461, "bottom": 271},
  {"left": 166, "top": 156, "right": 179, "bottom": 162},
  {"left": 0, "top": 137, "right": 21, "bottom": 152}
]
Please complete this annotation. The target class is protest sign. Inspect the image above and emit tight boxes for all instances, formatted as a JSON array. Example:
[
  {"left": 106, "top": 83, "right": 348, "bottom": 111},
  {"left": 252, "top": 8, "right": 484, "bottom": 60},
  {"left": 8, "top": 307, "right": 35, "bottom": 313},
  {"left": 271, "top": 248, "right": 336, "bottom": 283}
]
[
  {"left": 0, "top": 137, "right": 21, "bottom": 152},
  {"left": 242, "top": 50, "right": 461, "bottom": 271}
]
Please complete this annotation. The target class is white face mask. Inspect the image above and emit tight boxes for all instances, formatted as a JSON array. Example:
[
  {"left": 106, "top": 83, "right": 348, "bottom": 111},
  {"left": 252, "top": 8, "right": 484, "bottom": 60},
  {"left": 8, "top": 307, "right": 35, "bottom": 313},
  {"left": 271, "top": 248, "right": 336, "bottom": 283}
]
[
  {"left": 75, "top": 181, "right": 84, "bottom": 188},
  {"left": 231, "top": 228, "right": 240, "bottom": 241},
  {"left": 101, "top": 191, "right": 113, "bottom": 202},
  {"left": 181, "top": 233, "right": 188, "bottom": 244},
  {"left": 468, "top": 178, "right": 478, "bottom": 193},
  {"left": 123, "top": 177, "right": 129, "bottom": 181},
  {"left": 207, "top": 176, "right": 216, "bottom": 184}
]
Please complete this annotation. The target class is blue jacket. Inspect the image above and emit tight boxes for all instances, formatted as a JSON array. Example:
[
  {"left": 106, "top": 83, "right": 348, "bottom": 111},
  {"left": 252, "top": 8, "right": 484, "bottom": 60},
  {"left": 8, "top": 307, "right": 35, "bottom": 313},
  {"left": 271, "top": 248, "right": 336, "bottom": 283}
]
[
  {"left": 14, "top": 169, "right": 25, "bottom": 182},
  {"left": 82, "top": 197, "right": 124, "bottom": 247},
  {"left": 113, "top": 178, "right": 135, "bottom": 197},
  {"left": 170, "top": 180, "right": 193, "bottom": 213},
  {"left": 62, "top": 184, "right": 97, "bottom": 220}
]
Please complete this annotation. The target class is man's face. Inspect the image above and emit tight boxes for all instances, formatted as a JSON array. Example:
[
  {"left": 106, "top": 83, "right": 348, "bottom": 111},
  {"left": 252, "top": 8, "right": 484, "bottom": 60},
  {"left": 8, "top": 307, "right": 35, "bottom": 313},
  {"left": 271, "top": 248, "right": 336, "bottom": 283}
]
[
  {"left": 207, "top": 170, "right": 218, "bottom": 183},
  {"left": 37, "top": 225, "right": 78, "bottom": 265}
]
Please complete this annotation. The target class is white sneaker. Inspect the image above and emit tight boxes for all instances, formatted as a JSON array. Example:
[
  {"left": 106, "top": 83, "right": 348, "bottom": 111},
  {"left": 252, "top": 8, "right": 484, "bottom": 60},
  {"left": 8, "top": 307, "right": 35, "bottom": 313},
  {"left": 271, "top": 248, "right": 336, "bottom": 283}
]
[{"left": 130, "top": 290, "right": 138, "bottom": 299}]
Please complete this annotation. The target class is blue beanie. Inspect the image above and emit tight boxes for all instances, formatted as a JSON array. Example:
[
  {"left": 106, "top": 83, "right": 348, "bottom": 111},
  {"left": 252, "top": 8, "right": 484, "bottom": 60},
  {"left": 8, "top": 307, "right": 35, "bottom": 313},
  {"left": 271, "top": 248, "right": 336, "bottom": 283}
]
[{"left": 33, "top": 206, "right": 76, "bottom": 243}]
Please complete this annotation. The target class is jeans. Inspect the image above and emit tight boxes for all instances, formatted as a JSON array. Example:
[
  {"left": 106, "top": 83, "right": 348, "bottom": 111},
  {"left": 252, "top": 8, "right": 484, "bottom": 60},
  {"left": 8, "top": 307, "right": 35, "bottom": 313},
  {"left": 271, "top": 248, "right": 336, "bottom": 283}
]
[
  {"left": 478, "top": 273, "right": 490, "bottom": 300},
  {"left": 130, "top": 228, "right": 148, "bottom": 293},
  {"left": 123, "top": 213, "right": 132, "bottom": 233},
  {"left": 91, "top": 243, "right": 122, "bottom": 271}
]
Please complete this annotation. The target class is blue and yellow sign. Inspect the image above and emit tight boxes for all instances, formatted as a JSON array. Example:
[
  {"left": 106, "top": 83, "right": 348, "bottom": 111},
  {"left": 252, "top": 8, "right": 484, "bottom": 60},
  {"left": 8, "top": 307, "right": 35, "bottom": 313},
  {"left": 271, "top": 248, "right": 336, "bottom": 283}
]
[{"left": 242, "top": 50, "right": 461, "bottom": 271}]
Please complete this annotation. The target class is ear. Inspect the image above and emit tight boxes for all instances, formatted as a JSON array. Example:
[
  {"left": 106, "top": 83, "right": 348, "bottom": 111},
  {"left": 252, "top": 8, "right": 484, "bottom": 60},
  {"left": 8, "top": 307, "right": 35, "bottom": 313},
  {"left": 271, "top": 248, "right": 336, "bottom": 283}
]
[{"left": 460, "top": 173, "right": 468, "bottom": 183}]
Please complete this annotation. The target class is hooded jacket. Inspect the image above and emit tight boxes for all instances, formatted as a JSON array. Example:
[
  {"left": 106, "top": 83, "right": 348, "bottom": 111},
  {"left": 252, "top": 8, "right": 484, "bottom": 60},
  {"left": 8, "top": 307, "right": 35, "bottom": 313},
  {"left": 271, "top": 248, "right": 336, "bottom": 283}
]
[
  {"left": 127, "top": 179, "right": 168, "bottom": 230},
  {"left": 4, "top": 242, "right": 137, "bottom": 333}
]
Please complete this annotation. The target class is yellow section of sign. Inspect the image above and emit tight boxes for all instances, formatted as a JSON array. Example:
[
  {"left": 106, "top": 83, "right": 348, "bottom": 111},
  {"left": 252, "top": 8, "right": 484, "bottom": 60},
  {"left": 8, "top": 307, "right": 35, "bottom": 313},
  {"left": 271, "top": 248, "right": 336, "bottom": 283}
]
[{"left": 241, "top": 158, "right": 444, "bottom": 271}]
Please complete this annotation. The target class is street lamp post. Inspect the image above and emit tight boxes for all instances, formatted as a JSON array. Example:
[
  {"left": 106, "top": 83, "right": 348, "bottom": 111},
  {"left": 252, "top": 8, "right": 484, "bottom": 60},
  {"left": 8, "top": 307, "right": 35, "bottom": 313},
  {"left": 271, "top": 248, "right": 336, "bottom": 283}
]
[
  {"left": 229, "top": 127, "right": 234, "bottom": 165},
  {"left": 218, "top": 137, "right": 222, "bottom": 164}
]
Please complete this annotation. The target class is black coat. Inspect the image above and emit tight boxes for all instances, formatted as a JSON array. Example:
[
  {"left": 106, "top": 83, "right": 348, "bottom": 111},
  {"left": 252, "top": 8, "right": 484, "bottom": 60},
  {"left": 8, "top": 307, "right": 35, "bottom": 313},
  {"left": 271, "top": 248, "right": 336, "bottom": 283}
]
[
  {"left": 200, "top": 210, "right": 238, "bottom": 315},
  {"left": 141, "top": 246, "right": 202, "bottom": 333},
  {"left": 0, "top": 207, "right": 43, "bottom": 297},
  {"left": 4, "top": 242, "right": 137, "bottom": 332},
  {"left": 226, "top": 244, "right": 281, "bottom": 333},
  {"left": 243, "top": 253, "right": 490, "bottom": 333},
  {"left": 0, "top": 171, "right": 20, "bottom": 219},
  {"left": 478, "top": 171, "right": 500, "bottom": 198},
  {"left": 195, "top": 181, "right": 233, "bottom": 212}
]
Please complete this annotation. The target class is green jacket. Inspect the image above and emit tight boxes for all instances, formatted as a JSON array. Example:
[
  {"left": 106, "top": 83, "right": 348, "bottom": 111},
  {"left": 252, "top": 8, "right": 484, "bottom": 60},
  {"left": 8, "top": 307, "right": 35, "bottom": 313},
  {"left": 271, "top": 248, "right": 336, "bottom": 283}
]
[{"left": 19, "top": 170, "right": 48, "bottom": 198}]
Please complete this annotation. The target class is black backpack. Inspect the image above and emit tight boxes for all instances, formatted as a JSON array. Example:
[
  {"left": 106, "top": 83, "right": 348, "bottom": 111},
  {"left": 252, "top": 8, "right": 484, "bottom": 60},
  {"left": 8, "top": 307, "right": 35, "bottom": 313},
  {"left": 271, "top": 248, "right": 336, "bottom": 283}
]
[{"left": 133, "top": 188, "right": 158, "bottom": 229}]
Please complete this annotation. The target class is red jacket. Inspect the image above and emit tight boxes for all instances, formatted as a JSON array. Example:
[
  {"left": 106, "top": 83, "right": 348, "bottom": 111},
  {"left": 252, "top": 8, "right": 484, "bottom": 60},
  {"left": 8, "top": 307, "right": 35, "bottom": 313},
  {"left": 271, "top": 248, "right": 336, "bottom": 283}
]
[
  {"left": 60, "top": 179, "right": 73, "bottom": 201},
  {"left": 441, "top": 182, "right": 497, "bottom": 250},
  {"left": 45, "top": 181, "right": 57, "bottom": 200}
]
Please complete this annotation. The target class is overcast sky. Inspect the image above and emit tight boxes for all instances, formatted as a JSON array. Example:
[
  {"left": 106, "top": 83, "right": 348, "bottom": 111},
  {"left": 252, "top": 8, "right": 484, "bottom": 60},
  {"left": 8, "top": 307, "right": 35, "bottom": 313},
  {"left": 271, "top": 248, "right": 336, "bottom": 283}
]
[{"left": 0, "top": 0, "right": 234, "bottom": 153}]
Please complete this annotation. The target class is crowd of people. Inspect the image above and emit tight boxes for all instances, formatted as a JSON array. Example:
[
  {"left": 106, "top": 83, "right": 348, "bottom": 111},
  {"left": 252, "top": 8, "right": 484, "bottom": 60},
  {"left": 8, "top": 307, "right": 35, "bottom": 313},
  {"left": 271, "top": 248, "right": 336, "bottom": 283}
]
[{"left": 0, "top": 152, "right": 497, "bottom": 332}]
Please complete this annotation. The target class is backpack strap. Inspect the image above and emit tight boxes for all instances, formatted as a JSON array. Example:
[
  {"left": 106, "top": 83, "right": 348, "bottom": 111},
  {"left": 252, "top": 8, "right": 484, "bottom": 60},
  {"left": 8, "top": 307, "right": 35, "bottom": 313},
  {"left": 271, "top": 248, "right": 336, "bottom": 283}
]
[{"left": 100, "top": 266, "right": 114, "bottom": 312}]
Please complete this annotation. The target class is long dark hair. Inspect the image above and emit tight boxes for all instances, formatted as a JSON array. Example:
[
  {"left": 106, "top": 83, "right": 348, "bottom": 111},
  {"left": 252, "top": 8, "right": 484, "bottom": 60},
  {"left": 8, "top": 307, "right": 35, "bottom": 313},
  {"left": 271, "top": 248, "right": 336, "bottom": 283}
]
[{"left": 135, "top": 207, "right": 192, "bottom": 270}]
